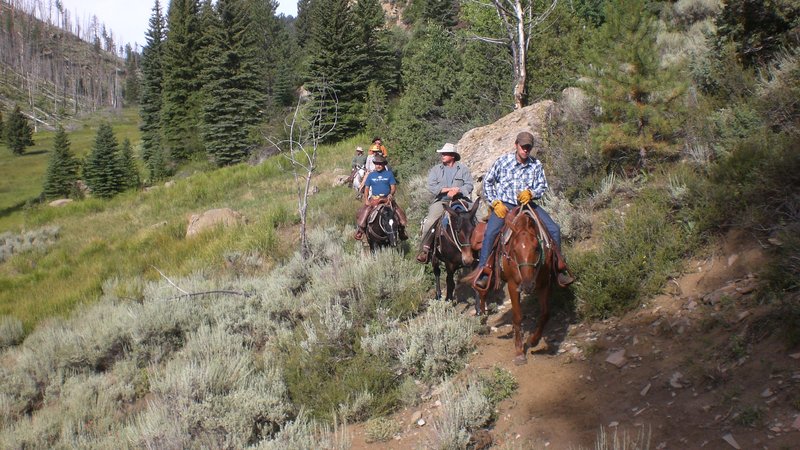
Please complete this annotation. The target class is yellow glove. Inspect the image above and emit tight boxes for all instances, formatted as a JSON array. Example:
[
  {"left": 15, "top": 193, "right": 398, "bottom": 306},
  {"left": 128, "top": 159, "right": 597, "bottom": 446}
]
[
  {"left": 517, "top": 189, "right": 533, "bottom": 205},
  {"left": 492, "top": 200, "right": 508, "bottom": 219}
]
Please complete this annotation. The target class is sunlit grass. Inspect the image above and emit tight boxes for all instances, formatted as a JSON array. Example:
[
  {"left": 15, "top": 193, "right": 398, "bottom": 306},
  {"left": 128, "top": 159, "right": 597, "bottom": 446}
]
[
  {"left": 0, "top": 107, "right": 142, "bottom": 219},
  {"left": 0, "top": 117, "right": 367, "bottom": 330}
]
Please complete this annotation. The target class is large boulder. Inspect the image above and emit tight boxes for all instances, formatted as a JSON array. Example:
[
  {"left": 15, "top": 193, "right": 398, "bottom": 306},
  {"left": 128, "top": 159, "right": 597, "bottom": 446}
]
[
  {"left": 186, "top": 208, "right": 246, "bottom": 238},
  {"left": 457, "top": 100, "right": 556, "bottom": 181}
]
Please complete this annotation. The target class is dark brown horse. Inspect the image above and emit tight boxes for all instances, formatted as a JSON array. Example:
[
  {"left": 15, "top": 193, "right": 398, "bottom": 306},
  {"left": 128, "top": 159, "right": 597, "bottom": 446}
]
[
  {"left": 430, "top": 199, "right": 480, "bottom": 301},
  {"left": 476, "top": 204, "right": 556, "bottom": 365},
  {"left": 365, "top": 201, "right": 399, "bottom": 251}
]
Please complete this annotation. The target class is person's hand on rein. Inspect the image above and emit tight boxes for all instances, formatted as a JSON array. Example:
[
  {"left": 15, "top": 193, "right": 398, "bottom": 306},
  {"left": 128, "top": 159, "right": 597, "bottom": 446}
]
[
  {"left": 492, "top": 200, "right": 508, "bottom": 219},
  {"left": 517, "top": 189, "right": 533, "bottom": 205}
]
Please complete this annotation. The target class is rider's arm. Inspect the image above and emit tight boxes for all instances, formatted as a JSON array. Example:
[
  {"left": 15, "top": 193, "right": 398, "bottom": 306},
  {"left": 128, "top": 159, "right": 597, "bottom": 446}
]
[
  {"left": 427, "top": 167, "right": 442, "bottom": 196},
  {"left": 529, "top": 161, "right": 549, "bottom": 199},
  {"left": 458, "top": 164, "right": 474, "bottom": 198},
  {"left": 483, "top": 161, "right": 500, "bottom": 203}
]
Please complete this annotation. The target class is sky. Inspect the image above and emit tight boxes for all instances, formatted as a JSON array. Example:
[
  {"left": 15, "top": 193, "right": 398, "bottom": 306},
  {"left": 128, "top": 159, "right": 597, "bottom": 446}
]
[{"left": 59, "top": 0, "right": 298, "bottom": 49}]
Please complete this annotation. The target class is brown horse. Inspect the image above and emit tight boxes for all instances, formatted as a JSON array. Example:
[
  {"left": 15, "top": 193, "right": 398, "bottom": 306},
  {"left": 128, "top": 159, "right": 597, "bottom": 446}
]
[
  {"left": 430, "top": 199, "right": 480, "bottom": 302},
  {"left": 476, "top": 204, "right": 556, "bottom": 365}
]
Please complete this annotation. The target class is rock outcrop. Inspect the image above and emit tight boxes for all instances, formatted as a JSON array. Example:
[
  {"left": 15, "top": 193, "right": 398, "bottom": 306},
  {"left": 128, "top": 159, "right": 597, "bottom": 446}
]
[
  {"left": 186, "top": 208, "right": 246, "bottom": 238},
  {"left": 457, "top": 100, "right": 555, "bottom": 181}
]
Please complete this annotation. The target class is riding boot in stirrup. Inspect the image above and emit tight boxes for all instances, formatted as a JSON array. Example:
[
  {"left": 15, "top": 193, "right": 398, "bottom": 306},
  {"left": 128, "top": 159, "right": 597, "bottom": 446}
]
[{"left": 415, "top": 229, "right": 435, "bottom": 263}]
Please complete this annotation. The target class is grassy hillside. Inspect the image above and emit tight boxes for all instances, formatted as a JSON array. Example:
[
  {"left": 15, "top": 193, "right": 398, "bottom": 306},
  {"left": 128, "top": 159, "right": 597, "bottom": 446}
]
[
  {"left": 0, "top": 120, "right": 366, "bottom": 331},
  {"left": 0, "top": 108, "right": 141, "bottom": 222}
]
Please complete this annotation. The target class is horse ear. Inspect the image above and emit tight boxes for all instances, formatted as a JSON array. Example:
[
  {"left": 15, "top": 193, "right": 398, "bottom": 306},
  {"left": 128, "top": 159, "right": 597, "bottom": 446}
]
[
  {"left": 469, "top": 198, "right": 481, "bottom": 218},
  {"left": 443, "top": 204, "right": 456, "bottom": 216}
]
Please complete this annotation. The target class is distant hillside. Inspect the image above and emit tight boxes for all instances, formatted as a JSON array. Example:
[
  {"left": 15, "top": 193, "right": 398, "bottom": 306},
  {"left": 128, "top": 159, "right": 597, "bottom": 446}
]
[{"left": 0, "top": 0, "right": 129, "bottom": 129}]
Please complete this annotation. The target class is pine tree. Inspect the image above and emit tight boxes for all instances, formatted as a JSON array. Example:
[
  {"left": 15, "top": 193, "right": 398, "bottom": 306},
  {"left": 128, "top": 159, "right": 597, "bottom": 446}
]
[
  {"left": 83, "top": 123, "right": 125, "bottom": 198},
  {"left": 4, "top": 105, "right": 35, "bottom": 156},
  {"left": 42, "top": 126, "right": 80, "bottom": 199},
  {"left": 120, "top": 138, "right": 141, "bottom": 189},
  {"left": 140, "top": 0, "right": 168, "bottom": 180},
  {"left": 353, "top": 0, "right": 398, "bottom": 95},
  {"left": 199, "top": 0, "right": 269, "bottom": 166},
  {"left": 123, "top": 44, "right": 141, "bottom": 105},
  {"left": 581, "top": 0, "right": 685, "bottom": 171},
  {"left": 307, "top": 0, "right": 369, "bottom": 139},
  {"left": 162, "top": 0, "right": 203, "bottom": 161},
  {"left": 390, "top": 24, "right": 461, "bottom": 175}
]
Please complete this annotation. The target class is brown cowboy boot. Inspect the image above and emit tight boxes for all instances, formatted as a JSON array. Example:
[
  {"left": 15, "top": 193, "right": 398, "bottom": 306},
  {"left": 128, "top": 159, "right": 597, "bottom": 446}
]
[
  {"left": 553, "top": 246, "right": 574, "bottom": 287},
  {"left": 354, "top": 204, "right": 372, "bottom": 240},
  {"left": 416, "top": 228, "right": 435, "bottom": 263}
]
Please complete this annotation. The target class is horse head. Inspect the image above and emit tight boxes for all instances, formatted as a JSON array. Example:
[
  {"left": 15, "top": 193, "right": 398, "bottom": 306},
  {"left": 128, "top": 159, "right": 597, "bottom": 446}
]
[
  {"left": 442, "top": 199, "right": 481, "bottom": 266},
  {"left": 505, "top": 209, "right": 544, "bottom": 295}
]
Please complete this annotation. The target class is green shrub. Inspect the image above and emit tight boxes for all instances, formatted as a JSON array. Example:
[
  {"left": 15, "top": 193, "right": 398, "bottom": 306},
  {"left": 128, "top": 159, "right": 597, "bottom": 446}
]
[
  {"left": 572, "top": 191, "right": 688, "bottom": 319},
  {"left": 479, "top": 366, "right": 518, "bottom": 405},
  {"left": 362, "top": 301, "right": 480, "bottom": 381},
  {"left": 0, "top": 316, "right": 23, "bottom": 349},
  {"left": 364, "top": 416, "right": 401, "bottom": 443},
  {"left": 689, "top": 131, "right": 800, "bottom": 233},
  {"left": 431, "top": 379, "right": 493, "bottom": 450},
  {"left": 253, "top": 411, "right": 350, "bottom": 449}
]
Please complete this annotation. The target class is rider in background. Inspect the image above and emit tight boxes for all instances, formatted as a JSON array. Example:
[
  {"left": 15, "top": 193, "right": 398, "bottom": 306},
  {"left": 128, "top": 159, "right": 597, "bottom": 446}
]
[
  {"left": 473, "top": 131, "right": 574, "bottom": 289},
  {"left": 354, "top": 154, "right": 409, "bottom": 241},
  {"left": 416, "top": 143, "right": 474, "bottom": 263},
  {"left": 351, "top": 146, "right": 367, "bottom": 197},
  {"left": 372, "top": 137, "right": 388, "bottom": 157}
]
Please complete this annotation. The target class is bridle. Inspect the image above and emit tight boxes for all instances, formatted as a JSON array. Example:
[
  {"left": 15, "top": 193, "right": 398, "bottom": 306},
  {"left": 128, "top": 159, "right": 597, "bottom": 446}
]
[{"left": 501, "top": 205, "right": 549, "bottom": 282}]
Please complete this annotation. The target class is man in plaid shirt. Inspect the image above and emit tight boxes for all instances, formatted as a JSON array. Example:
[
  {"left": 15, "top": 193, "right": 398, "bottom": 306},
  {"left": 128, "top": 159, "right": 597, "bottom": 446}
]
[{"left": 474, "top": 131, "right": 574, "bottom": 289}]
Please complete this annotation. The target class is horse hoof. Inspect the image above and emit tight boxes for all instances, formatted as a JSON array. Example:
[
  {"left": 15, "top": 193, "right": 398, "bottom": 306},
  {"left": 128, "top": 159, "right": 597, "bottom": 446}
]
[{"left": 513, "top": 355, "right": 528, "bottom": 366}]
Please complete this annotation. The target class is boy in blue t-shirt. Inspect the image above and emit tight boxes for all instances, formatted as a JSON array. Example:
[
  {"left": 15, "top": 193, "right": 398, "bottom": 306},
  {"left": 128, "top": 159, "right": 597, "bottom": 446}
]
[{"left": 354, "top": 154, "right": 408, "bottom": 241}]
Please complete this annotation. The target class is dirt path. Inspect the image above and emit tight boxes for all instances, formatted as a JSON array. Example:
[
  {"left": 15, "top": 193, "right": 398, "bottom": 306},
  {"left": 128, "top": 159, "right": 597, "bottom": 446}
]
[{"left": 350, "top": 232, "right": 800, "bottom": 449}]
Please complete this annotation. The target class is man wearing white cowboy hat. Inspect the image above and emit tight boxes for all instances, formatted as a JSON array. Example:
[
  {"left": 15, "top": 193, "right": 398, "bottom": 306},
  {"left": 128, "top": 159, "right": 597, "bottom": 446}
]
[{"left": 416, "top": 142, "right": 475, "bottom": 263}]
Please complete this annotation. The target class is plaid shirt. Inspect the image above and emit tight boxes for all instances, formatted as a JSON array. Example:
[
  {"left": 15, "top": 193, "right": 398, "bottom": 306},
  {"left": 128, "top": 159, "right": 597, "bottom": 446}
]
[{"left": 483, "top": 153, "right": 548, "bottom": 205}]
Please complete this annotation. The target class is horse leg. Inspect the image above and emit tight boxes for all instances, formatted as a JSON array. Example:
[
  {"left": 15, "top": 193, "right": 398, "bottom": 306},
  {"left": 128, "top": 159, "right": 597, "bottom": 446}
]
[
  {"left": 445, "top": 262, "right": 456, "bottom": 303},
  {"left": 526, "top": 284, "right": 552, "bottom": 351},
  {"left": 509, "top": 282, "right": 527, "bottom": 365},
  {"left": 432, "top": 261, "right": 442, "bottom": 301}
]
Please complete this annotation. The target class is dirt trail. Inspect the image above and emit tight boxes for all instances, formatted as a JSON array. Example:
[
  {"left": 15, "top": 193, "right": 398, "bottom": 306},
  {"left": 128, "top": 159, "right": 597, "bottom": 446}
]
[{"left": 350, "top": 231, "right": 800, "bottom": 449}]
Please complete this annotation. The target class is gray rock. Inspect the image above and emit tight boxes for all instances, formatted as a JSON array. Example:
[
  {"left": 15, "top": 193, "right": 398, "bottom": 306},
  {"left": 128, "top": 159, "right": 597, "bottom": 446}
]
[{"left": 186, "top": 208, "right": 247, "bottom": 238}]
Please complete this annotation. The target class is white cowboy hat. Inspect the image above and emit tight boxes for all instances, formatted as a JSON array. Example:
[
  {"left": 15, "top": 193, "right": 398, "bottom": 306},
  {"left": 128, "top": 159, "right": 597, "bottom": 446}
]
[{"left": 436, "top": 143, "right": 460, "bottom": 161}]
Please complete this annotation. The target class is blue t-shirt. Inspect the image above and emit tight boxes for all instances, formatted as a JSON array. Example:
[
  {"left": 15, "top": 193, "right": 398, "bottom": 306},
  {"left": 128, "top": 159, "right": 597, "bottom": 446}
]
[{"left": 365, "top": 168, "right": 397, "bottom": 197}]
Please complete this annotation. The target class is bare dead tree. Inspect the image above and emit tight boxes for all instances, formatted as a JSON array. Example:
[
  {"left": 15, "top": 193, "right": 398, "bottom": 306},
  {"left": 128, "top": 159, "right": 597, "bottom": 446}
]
[
  {"left": 266, "top": 82, "right": 338, "bottom": 258},
  {"left": 466, "top": 0, "right": 558, "bottom": 109}
]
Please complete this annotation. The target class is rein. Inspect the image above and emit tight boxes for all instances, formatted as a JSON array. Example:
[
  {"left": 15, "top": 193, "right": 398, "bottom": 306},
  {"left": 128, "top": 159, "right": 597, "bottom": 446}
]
[{"left": 502, "top": 205, "right": 546, "bottom": 280}]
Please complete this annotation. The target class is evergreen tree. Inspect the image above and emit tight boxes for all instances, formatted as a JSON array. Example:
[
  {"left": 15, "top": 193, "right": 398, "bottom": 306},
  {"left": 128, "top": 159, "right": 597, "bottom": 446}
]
[
  {"left": 390, "top": 24, "right": 461, "bottom": 176},
  {"left": 353, "top": 0, "right": 398, "bottom": 95},
  {"left": 162, "top": 0, "right": 203, "bottom": 161},
  {"left": 581, "top": 0, "right": 685, "bottom": 171},
  {"left": 42, "top": 126, "right": 79, "bottom": 199},
  {"left": 120, "top": 138, "right": 141, "bottom": 189},
  {"left": 295, "top": 0, "right": 313, "bottom": 47},
  {"left": 715, "top": 0, "right": 800, "bottom": 67},
  {"left": 526, "top": 2, "right": 594, "bottom": 102},
  {"left": 83, "top": 123, "right": 125, "bottom": 198},
  {"left": 200, "top": 0, "right": 269, "bottom": 166},
  {"left": 423, "top": 0, "right": 459, "bottom": 28},
  {"left": 4, "top": 105, "right": 34, "bottom": 156},
  {"left": 307, "top": 0, "right": 369, "bottom": 139},
  {"left": 140, "top": 0, "right": 168, "bottom": 180},
  {"left": 123, "top": 44, "right": 141, "bottom": 105}
]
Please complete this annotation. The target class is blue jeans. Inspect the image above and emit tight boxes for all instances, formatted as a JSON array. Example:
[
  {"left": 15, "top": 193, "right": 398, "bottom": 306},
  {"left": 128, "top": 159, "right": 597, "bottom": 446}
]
[{"left": 477, "top": 202, "right": 561, "bottom": 267}]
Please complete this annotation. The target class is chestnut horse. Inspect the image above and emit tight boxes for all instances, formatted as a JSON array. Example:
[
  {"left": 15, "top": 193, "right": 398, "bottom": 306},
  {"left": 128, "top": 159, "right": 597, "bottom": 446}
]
[
  {"left": 430, "top": 199, "right": 480, "bottom": 301},
  {"left": 476, "top": 204, "right": 556, "bottom": 365}
]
